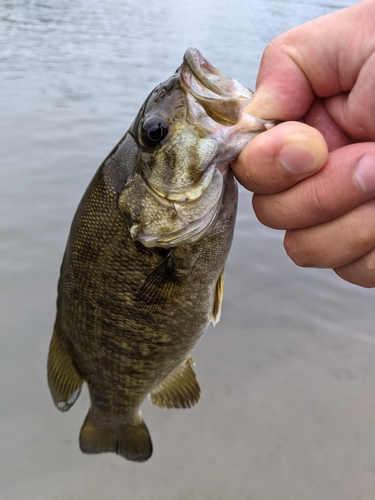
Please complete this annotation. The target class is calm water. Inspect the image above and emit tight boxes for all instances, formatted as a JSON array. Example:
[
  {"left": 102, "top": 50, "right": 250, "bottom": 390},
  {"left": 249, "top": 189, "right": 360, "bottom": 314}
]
[{"left": 2, "top": 0, "right": 375, "bottom": 499}]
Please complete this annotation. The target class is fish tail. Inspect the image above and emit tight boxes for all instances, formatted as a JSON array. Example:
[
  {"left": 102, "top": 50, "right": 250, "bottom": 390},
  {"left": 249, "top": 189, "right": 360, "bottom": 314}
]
[{"left": 79, "top": 409, "right": 153, "bottom": 462}]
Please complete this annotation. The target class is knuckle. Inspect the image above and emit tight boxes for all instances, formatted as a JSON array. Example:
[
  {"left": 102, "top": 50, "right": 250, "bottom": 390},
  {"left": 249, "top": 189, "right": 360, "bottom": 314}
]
[
  {"left": 253, "top": 195, "right": 294, "bottom": 229},
  {"left": 262, "top": 41, "right": 278, "bottom": 59},
  {"left": 350, "top": 223, "right": 372, "bottom": 249},
  {"left": 283, "top": 231, "right": 313, "bottom": 267},
  {"left": 334, "top": 259, "right": 375, "bottom": 288},
  {"left": 348, "top": 207, "right": 375, "bottom": 250},
  {"left": 302, "top": 180, "right": 334, "bottom": 221},
  {"left": 252, "top": 194, "right": 271, "bottom": 226},
  {"left": 246, "top": 173, "right": 272, "bottom": 194}
]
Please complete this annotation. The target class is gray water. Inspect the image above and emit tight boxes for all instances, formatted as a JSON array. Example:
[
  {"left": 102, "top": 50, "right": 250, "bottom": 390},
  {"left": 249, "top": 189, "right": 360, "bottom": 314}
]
[{"left": 2, "top": 0, "right": 375, "bottom": 499}]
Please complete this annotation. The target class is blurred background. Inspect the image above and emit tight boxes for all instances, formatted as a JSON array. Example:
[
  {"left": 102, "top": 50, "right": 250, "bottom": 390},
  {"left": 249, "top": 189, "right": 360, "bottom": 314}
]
[{"left": 2, "top": 0, "right": 374, "bottom": 499}]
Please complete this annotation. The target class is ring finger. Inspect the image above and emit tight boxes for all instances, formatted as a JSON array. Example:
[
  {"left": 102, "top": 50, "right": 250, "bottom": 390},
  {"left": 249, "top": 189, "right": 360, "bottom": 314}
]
[{"left": 283, "top": 199, "right": 375, "bottom": 269}]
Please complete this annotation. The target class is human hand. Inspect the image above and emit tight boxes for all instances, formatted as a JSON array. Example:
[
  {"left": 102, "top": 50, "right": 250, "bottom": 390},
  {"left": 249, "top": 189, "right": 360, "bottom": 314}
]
[{"left": 232, "top": 0, "right": 375, "bottom": 287}]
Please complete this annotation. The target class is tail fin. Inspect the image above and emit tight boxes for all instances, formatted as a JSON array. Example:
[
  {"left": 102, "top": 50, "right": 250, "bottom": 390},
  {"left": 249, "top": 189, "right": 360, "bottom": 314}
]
[{"left": 79, "top": 409, "right": 153, "bottom": 462}]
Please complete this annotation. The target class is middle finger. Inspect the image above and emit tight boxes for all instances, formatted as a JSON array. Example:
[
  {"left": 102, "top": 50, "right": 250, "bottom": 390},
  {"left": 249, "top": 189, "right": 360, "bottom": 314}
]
[{"left": 253, "top": 143, "right": 375, "bottom": 230}]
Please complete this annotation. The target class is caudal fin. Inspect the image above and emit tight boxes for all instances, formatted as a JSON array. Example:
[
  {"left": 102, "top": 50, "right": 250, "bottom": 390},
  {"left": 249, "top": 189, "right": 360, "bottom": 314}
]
[{"left": 79, "top": 409, "right": 153, "bottom": 462}]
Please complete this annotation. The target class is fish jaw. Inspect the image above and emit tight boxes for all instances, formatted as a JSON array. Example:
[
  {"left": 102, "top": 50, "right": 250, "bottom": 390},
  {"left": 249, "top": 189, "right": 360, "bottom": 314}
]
[{"left": 179, "top": 47, "right": 275, "bottom": 162}]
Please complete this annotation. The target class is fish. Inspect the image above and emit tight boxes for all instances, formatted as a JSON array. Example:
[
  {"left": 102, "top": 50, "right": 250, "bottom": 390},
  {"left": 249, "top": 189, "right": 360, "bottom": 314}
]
[{"left": 47, "top": 47, "right": 274, "bottom": 462}]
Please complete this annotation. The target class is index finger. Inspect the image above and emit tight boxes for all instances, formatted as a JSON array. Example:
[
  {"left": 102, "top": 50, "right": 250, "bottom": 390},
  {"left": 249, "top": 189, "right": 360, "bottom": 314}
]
[{"left": 247, "top": 0, "right": 375, "bottom": 120}]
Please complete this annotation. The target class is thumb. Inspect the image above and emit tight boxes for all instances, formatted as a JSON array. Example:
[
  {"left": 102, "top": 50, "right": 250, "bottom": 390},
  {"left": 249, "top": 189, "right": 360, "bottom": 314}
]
[
  {"left": 232, "top": 121, "right": 327, "bottom": 194},
  {"left": 246, "top": 43, "right": 314, "bottom": 120}
]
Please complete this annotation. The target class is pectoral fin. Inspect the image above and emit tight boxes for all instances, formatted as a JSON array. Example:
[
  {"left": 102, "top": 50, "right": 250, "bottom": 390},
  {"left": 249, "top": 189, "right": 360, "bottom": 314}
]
[
  {"left": 211, "top": 268, "right": 224, "bottom": 325},
  {"left": 150, "top": 356, "right": 201, "bottom": 409},
  {"left": 47, "top": 327, "right": 83, "bottom": 412},
  {"left": 137, "top": 252, "right": 191, "bottom": 312}
]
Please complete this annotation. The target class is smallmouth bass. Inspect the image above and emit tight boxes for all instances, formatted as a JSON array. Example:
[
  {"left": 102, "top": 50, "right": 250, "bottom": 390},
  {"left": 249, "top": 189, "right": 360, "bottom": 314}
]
[{"left": 47, "top": 48, "right": 274, "bottom": 462}]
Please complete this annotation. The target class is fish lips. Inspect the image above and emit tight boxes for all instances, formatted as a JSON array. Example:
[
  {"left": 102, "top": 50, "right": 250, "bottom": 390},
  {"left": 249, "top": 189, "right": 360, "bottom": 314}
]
[{"left": 179, "top": 47, "right": 253, "bottom": 126}]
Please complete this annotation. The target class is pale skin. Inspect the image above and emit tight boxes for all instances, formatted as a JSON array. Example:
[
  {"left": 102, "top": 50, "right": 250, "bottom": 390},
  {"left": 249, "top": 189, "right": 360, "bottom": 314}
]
[{"left": 232, "top": 0, "right": 375, "bottom": 288}]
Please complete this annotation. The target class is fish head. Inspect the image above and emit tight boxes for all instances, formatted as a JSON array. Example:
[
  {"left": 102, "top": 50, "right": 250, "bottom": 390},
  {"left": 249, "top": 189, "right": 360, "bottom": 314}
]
[{"left": 118, "top": 48, "right": 274, "bottom": 248}]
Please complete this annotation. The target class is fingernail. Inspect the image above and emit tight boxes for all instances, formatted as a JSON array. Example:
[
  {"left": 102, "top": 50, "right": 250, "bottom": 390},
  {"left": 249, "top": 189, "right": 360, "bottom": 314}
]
[
  {"left": 279, "top": 144, "right": 317, "bottom": 175},
  {"left": 355, "top": 156, "right": 375, "bottom": 193}
]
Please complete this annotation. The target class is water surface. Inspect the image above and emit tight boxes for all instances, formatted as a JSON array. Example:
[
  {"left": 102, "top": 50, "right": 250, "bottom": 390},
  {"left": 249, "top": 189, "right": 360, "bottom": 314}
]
[{"left": 2, "top": 1, "right": 375, "bottom": 499}]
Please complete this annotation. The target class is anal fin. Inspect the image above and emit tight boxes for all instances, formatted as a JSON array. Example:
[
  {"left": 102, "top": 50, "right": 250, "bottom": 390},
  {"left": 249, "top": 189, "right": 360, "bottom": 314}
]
[
  {"left": 212, "top": 268, "right": 224, "bottom": 325},
  {"left": 79, "top": 410, "right": 152, "bottom": 462},
  {"left": 150, "top": 356, "right": 201, "bottom": 409},
  {"left": 47, "top": 327, "right": 83, "bottom": 412}
]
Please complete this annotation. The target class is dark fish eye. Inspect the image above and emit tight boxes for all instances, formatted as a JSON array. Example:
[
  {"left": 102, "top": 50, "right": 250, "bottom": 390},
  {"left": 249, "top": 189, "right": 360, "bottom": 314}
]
[{"left": 141, "top": 115, "right": 169, "bottom": 148}]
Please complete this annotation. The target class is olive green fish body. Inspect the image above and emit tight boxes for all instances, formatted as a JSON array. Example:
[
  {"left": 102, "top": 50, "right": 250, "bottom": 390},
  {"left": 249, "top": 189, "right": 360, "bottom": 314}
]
[
  {"left": 56, "top": 156, "right": 237, "bottom": 405},
  {"left": 48, "top": 48, "right": 274, "bottom": 462}
]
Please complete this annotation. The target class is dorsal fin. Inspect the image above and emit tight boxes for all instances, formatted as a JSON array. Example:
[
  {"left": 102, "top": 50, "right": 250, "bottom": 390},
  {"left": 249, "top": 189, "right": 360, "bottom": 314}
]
[{"left": 150, "top": 357, "right": 201, "bottom": 409}]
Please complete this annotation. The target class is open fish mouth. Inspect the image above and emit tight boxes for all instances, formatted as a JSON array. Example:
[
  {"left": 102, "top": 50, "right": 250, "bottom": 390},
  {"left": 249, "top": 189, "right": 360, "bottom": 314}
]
[{"left": 179, "top": 47, "right": 253, "bottom": 126}]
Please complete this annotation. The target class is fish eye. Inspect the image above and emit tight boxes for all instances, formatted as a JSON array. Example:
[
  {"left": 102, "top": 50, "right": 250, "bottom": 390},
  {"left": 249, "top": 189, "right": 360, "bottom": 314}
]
[{"left": 141, "top": 115, "right": 169, "bottom": 148}]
